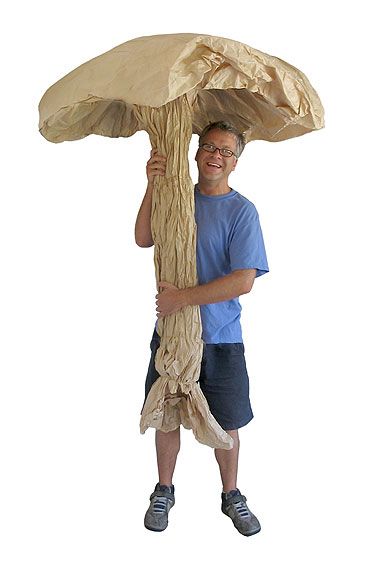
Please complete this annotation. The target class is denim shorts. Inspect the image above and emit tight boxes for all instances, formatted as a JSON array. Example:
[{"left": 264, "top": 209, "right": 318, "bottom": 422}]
[{"left": 143, "top": 331, "right": 253, "bottom": 431}]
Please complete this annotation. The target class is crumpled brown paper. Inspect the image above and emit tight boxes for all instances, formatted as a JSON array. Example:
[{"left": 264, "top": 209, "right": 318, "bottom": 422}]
[
  {"left": 39, "top": 33, "right": 324, "bottom": 449},
  {"left": 135, "top": 95, "right": 233, "bottom": 448}
]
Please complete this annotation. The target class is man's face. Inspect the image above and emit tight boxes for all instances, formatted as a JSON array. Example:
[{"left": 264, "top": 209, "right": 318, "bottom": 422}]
[{"left": 195, "top": 129, "right": 238, "bottom": 185}]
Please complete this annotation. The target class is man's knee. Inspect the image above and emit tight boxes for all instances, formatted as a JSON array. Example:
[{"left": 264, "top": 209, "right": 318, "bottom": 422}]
[{"left": 156, "top": 428, "right": 181, "bottom": 451}]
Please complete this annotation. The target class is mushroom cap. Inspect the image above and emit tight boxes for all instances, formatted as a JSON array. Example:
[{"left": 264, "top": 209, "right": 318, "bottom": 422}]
[{"left": 39, "top": 33, "right": 324, "bottom": 144}]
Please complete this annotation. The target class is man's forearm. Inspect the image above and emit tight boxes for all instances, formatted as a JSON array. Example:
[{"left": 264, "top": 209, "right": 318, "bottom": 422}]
[
  {"left": 156, "top": 270, "right": 256, "bottom": 318},
  {"left": 135, "top": 183, "right": 154, "bottom": 247},
  {"left": 181, "top": 269, "right": 256, "bottom": 306}
]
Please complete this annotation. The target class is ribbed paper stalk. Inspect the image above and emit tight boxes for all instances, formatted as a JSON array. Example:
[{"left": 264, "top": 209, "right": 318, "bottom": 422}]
[{"left": 135, "top": 95, "right": 233, "bottom": 449}]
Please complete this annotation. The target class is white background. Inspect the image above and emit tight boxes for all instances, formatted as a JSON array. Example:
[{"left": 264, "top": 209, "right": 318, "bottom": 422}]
[{"left": 1, "top": 1, "right": 367, "bottom": 574}]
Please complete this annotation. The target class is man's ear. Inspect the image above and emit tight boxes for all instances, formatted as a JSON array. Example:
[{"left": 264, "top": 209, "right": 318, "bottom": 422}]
[
  {"left": 232, "top": 158, "right": 238, "bottom": 171},
  {"left": 195, "top": 150, "right": 199, "bottom": 161}
]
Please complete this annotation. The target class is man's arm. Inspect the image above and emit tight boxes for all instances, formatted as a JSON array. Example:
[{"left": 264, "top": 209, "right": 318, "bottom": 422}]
[
  {"left": 135, "top": 182, "right": 154, "bottom": 247},
  {"left": 156, "top": 269, "right": 257, "bottom": 318},
  {"left": 134, "top": 150, "right": 166, "bottom": 247}
]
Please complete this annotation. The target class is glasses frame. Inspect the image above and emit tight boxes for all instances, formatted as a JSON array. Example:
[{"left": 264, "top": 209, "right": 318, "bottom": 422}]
[{"left": 198, "top": 143, "right": 237, "bottom": 158}]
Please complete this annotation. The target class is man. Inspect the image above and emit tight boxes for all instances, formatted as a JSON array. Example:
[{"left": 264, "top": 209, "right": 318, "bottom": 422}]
[{"left": 135, "top": 121, "right": 269, "bottom": 536}]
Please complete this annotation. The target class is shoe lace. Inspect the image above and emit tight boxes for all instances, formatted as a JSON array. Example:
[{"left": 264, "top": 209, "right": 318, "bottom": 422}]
[
  {"left": 234, "top": 499, "right": 250, "bottom": 518},
  {"left": 152, "top": 496, "right": 169, "bottom": 515}
]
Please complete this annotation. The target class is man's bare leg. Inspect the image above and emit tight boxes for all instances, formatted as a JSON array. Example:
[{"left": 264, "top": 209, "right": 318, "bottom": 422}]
[
  {"left": 155, "top": 428, "right": 180, "bottom": 486},
  {"left": 214, "top": 429, "right": 239, "bottom": 492},
  {"left": 216, "top": 429, "right": 261, "bottom": 535},
  {"left": 144, "top": 428, "right": 179, "bottom": 531}
]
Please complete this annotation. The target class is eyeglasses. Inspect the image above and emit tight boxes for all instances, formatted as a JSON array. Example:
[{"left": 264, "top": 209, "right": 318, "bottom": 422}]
[{"left": 199, "top": 143, "right": 237, "bottom": 158}]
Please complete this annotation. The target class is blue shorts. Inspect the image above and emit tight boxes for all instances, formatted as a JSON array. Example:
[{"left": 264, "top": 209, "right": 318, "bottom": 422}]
[{"left": 143, "top": 331, "right": 253, "bottom": 431}]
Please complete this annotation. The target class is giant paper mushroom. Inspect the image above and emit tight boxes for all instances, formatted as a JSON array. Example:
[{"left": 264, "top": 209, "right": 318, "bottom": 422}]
[{"left": 39, "top": 33, "right": 324, "bottom": 450}]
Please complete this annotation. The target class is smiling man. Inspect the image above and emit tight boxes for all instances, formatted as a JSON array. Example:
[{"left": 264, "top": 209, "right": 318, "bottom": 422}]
[{"left": 135, "top": 121, "right": 269, "bottom": 536}]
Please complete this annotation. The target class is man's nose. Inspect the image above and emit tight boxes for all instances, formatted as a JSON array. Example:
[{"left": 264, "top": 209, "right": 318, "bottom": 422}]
[{"left": 211, "top": 147, "right": 222, "bottom": 158}]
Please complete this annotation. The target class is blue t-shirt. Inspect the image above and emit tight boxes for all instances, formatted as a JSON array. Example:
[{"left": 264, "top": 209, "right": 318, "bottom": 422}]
[{"left": 195, "top": 185, "right": 269, "bottom": 344}]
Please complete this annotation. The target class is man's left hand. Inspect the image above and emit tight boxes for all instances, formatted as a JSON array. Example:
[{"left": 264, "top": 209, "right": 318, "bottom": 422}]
[{"left": 156, "top": 282, "right": 185, "bottom": 318}]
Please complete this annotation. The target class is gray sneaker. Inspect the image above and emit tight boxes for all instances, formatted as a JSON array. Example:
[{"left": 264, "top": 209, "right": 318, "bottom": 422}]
[
  {"left": 221, "top": 489, "right": 261, "bottom": 536},
  {"left": 144, "top": 483, "right": 175, "bottom": 532}
]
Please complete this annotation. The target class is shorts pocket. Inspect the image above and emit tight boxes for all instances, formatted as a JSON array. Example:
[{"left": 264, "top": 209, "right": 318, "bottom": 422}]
[{"left": 203, "top": 343, "right": 245, "bottom": 380}]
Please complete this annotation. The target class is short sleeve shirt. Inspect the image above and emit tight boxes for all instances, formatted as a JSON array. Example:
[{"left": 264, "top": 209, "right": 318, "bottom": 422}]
[{"left": 195, "top": 185, "right": 269, "bottom": 343}]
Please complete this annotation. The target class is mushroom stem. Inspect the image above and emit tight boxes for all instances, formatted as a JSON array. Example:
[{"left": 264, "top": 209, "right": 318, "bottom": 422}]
[{"left": 135, "top": 95, "right": 233, "bottom": 449}]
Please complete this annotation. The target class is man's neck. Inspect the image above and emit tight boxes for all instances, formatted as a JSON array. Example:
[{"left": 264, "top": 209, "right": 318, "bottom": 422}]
[{"left": 197, "top": 179, "right": 231, "bottom": 196}]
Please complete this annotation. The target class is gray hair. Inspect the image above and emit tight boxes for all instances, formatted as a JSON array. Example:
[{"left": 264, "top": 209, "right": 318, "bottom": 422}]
[{"left": 199, "top": 121, "right": 246, "bottom": 157}]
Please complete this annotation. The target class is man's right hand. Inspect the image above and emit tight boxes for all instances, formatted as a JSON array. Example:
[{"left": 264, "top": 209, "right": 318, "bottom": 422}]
[{"left": 146, "top": 150, "right": 167, "bottom": 183}]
